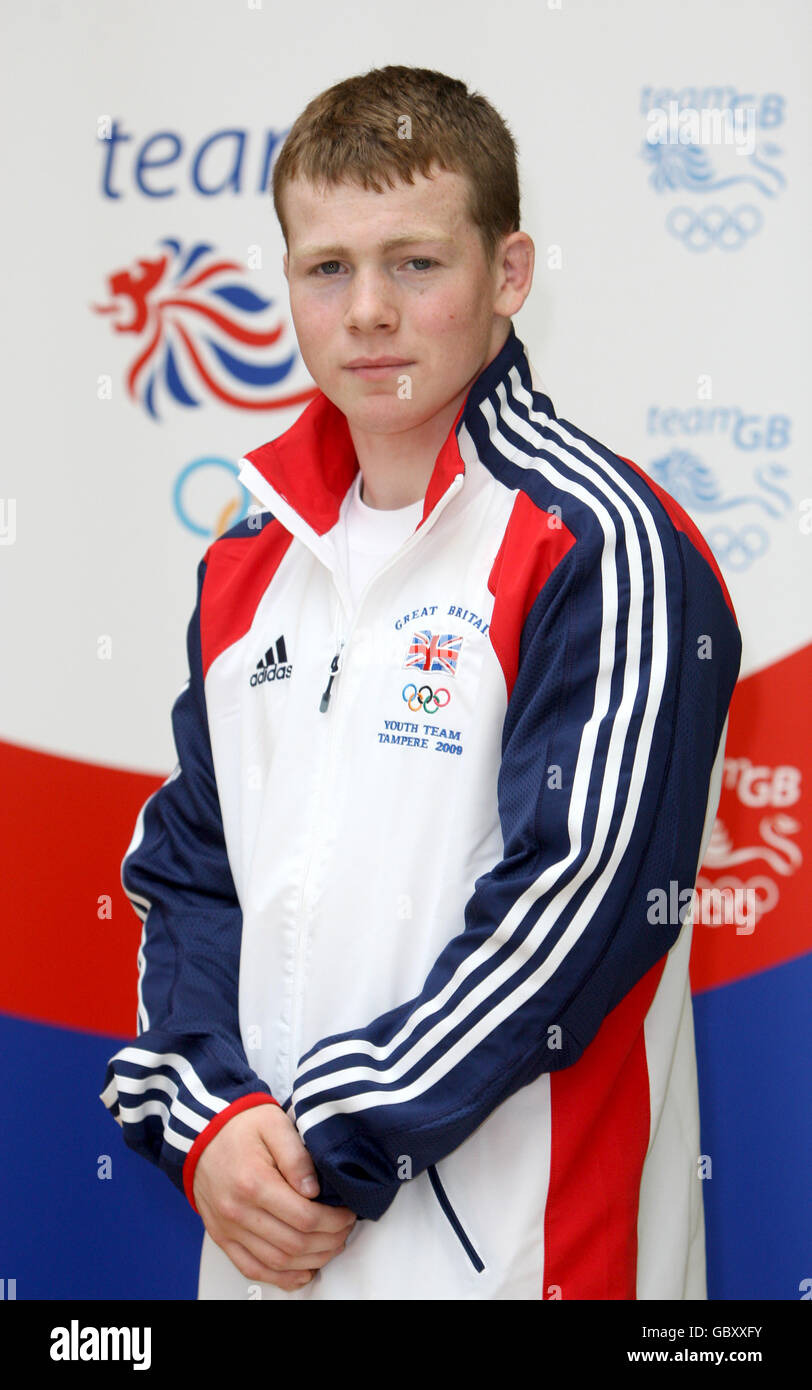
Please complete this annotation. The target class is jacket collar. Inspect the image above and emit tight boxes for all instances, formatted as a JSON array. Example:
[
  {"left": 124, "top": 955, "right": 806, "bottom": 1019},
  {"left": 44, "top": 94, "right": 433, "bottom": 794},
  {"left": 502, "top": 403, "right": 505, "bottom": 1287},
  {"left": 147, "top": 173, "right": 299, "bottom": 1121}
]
[{"left": 237, "top": 322, "right": 536, "bottom": 540}]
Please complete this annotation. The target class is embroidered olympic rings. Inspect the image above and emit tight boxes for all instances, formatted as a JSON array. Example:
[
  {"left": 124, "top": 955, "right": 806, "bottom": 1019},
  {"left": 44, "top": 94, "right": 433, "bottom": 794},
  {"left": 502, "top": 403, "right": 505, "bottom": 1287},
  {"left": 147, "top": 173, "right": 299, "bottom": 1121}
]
[{"left": 402, "top": 682, "right": 451, "bottom": 715}]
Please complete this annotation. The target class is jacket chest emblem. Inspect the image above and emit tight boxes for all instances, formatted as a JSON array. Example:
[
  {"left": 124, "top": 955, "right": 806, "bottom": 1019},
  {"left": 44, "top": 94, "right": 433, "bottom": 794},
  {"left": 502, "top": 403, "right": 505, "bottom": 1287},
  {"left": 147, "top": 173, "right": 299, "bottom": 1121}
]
[
  {"left": 401, "top": 628, "right": 462, "bottom": 718},
  {"left": 375, "top": 622, "right": 470, "bottom": 755}
]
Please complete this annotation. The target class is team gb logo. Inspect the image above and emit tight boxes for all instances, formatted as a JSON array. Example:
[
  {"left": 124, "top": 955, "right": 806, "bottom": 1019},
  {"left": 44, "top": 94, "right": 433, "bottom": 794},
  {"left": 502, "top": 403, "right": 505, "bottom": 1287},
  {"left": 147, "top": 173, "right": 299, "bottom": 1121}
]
[{"left": 91, "top": 238, "right": 317, "bottom": 421}]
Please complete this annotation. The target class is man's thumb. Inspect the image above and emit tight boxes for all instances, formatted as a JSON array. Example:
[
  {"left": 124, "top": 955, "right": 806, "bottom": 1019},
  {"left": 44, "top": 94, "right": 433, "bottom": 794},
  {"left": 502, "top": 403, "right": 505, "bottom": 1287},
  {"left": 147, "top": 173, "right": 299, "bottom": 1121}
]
[{"left": 268, "top": 1115, "right": 320, "bottom": 1197}]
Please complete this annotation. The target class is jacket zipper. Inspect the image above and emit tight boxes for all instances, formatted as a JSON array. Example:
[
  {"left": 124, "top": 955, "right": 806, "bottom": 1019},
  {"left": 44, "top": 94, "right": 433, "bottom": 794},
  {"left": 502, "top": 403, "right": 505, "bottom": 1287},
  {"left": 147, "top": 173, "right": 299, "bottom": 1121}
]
[
  {"left": 319, "top": 648, "right": 343, "bottom": 712},
  {"left": 285, "top": 589, "right": 346, "bottom": 1093},
  {"left": 427, "top": 1164, "right": 485, "bottom": 1273},
  {"left": 288, "top": 469, "right": 465, "bottom": 1091}
]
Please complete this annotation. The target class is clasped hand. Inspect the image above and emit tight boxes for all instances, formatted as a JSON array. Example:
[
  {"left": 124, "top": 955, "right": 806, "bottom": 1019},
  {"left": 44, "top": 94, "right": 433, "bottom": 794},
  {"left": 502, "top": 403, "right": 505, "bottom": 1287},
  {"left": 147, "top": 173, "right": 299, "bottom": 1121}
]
[{"left": 193, "top": 1103, "right": 357, "bottom": 1292}]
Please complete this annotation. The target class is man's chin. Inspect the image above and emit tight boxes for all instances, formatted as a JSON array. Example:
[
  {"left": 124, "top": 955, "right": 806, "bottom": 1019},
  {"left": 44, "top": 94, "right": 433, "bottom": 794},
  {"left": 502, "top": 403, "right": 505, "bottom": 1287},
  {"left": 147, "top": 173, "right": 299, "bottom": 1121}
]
[{"left": 333, "top": 390, "right": 424, "bottom": 431}]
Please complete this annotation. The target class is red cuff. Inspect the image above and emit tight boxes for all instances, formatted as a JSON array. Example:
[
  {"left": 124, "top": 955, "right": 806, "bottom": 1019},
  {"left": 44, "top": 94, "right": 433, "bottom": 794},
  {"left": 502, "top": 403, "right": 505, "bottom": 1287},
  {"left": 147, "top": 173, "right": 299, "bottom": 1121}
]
[{"left": 183, "top": 1092, "right": 280, "bottom": 1213}]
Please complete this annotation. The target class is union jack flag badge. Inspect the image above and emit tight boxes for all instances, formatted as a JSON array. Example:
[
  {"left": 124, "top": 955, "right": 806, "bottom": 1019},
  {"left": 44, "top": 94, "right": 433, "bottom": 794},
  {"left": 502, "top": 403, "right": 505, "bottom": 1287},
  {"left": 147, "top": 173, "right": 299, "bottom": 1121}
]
[{"left": 403, "top": 630, "right": 463, "bottom": 675}]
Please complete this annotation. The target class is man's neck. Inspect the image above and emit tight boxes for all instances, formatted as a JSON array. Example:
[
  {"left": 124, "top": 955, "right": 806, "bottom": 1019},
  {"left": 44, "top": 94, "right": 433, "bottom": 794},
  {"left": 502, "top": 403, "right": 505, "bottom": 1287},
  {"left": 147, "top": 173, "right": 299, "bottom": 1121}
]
[
  {"left": 350, "top": 388, "right": 465, "bottom": 510},
  {"left": 349, "top": 321, "right": 511, "bottom": 511}
]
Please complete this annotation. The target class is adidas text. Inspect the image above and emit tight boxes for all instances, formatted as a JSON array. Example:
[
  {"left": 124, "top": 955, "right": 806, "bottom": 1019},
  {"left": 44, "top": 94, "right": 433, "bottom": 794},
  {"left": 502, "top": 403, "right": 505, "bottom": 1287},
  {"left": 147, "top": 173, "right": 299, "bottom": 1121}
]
[{"left": 250, "top": 663, "right": 292, "bottom": 687}]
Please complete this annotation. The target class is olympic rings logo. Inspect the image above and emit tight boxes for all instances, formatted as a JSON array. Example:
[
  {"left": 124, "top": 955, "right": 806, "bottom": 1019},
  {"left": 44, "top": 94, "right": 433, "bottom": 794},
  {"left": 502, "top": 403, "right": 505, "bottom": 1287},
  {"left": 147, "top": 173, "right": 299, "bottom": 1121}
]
[
  {"left": 402, "top": 682, "right": 451, "bottom": 714},
  {"left": 707, "top": 523, "right": 769, "bottom": 571},
  {"left": 665, "top": 203, "right": 763, "bottom": 252}
]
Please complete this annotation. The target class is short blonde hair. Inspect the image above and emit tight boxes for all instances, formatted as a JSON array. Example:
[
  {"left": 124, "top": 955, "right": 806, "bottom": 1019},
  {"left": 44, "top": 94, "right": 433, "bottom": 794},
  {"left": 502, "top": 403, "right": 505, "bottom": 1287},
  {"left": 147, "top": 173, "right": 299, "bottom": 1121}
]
[{"left": 272, "top": 64, "right": 521, "bottom": 268}]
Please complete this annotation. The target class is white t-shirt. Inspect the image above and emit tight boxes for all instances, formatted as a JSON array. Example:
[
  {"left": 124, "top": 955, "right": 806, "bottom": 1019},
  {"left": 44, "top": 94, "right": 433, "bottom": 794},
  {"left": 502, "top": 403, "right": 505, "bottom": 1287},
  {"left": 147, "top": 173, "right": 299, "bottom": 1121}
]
[{"left": 336, "top": 469, "right": 425, "bottom": 612}]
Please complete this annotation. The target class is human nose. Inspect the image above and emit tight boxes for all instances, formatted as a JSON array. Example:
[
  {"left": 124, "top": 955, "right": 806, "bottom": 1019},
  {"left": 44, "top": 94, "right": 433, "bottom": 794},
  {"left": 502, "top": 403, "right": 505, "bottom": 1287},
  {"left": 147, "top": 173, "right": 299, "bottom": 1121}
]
[{"left": 343, "top": 265, "right": 398, "bottom": 333}]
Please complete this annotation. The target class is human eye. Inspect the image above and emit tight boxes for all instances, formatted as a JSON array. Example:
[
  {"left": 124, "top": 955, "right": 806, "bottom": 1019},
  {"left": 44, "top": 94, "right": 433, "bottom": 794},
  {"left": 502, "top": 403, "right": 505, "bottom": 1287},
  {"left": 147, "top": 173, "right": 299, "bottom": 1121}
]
[
  {"left": 310, "top": 260, "right": 343, "bottom": 277},
  {"left": 405, "top": 257, "right": 437, "bottom": 271}
]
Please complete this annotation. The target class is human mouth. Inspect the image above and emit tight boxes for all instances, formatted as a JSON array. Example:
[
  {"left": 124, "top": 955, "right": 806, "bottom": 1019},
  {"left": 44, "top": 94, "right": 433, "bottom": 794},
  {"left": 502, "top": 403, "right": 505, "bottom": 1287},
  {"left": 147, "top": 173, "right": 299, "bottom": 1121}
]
[{"left": 344, "top": 357, "right": 414, "bottom": 379}]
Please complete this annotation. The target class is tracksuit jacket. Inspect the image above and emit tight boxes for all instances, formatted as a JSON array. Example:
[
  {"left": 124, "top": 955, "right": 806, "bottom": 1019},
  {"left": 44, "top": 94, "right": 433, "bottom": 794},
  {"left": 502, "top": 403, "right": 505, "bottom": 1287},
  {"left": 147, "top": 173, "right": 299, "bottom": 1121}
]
[{"left": 100, "top": 323, "right": 742, "bottom": 1300}]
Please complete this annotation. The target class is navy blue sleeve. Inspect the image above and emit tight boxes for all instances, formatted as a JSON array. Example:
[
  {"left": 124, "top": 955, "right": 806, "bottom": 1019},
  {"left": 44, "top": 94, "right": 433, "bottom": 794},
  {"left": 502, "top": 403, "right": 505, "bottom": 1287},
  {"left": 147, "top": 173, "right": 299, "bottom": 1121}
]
[
  {"left": 99, "top": 556, "right": 274, "bottom": 1198},
  {"left": 284, "top": 503, "right": 742, "bottom": 1221}
]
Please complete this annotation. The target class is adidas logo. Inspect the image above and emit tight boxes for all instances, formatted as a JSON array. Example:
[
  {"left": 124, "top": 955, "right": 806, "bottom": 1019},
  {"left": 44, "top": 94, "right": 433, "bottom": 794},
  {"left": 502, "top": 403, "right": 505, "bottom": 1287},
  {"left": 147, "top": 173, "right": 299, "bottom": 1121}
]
[{"left": 249, "top": 634, "right": 293, "bottom": 687}]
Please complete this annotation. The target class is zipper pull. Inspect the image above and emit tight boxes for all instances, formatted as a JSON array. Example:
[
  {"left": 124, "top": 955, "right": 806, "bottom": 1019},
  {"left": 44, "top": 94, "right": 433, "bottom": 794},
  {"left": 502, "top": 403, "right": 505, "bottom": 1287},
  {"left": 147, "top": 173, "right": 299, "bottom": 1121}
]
[{"left": 319, "top": 644, "right": 343, "bottom": 713}]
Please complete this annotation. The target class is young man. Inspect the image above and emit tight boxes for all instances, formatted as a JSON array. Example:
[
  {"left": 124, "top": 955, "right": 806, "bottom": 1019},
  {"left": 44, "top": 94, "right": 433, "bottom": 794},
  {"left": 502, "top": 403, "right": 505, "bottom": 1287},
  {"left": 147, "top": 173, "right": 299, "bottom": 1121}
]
[{"left": 101, "top": 66, "right": 741, "bottom": 1300}]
